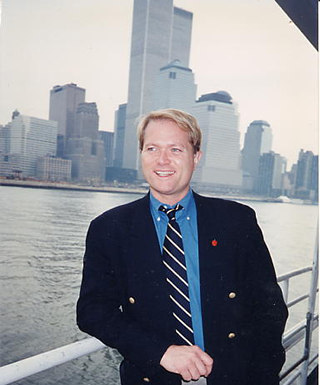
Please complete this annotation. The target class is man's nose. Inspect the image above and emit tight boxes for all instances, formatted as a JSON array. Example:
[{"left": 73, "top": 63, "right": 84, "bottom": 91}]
[{"left": 158, "top": 149, "right": 170, "bottom": 164}]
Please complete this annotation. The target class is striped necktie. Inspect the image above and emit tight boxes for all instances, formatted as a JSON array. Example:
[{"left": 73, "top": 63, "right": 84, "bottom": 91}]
[{"left": 159, "top": 204, "right": 194, "bottom": 346}]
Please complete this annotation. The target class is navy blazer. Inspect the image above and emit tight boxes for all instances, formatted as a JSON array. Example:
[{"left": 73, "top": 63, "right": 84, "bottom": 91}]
[{"left": 77, "top": 192, "right": 288, "bottom": 385}]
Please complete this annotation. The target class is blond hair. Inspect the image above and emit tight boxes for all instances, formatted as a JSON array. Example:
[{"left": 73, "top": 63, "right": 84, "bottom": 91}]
[{"left": 137, "top": 109, "right": 202, "bottom": 153}]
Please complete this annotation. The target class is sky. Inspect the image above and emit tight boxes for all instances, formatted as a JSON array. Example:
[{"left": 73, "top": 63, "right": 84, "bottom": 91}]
[{"left": 0, "top": 0, "right": 318, "bottom": 167}]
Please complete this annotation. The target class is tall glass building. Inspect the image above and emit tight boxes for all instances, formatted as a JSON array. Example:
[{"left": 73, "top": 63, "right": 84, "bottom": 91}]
[
  {"left": 242, "top": 120, "right": 273, "bottom": 190},
  {"left": 65, "top": 102, "right": 105, "bottom": 183},
  {"left": 152, "top": 59, "right": 197, "bottom": 112},
  {"left": 49, "top": 83, "right": 85, "bottom": 157},
  {"left": 295, "top": 150, "right": 318, "bottom": 201},
  {"left": 256, "top": 151, "right": 286, "bottom": 197},
  {"left": 8, "top": 112, "right": 57, "bottom": 177},
  {"left": 113, "top": 103, "right": 127, "bottom": 168},
  {"left": 192, "top": 91, "right": 243, "bottom": 191}
]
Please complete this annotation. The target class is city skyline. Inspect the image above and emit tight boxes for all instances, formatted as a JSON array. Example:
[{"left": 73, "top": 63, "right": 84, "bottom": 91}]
[{"left": 0, "top": 0, "right": 318, "bottom": 166}]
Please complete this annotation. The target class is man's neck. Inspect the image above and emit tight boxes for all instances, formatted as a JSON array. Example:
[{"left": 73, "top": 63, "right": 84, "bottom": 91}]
[{"left": 150, "top": 188, "right": 192, "bottom": 207}]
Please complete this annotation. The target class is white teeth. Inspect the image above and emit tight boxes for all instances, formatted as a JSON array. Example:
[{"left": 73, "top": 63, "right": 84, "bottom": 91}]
[{"left": 155, "top": 171, "right": 174, "bottom": 176}]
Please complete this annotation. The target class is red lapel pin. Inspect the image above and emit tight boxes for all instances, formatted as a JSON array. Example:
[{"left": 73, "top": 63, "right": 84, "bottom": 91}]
[{"left": 211, "top": 239, "right": 218, "bottom": 247}]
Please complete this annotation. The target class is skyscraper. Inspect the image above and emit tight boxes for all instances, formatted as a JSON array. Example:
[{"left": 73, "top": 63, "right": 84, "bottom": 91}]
[
  {"left": 170, "top": 7, "right": 193, "bottom": 67},
  {"left": 73, "top": 102, "right": 100, "bottom": 140},
  {"left": 294, "top": 149, "right": 318, "bottom": 201},
  {"left": 152, "top": 59, "right": 197, "bottom": 112},
  {"left": 0, "top": 124, "right": 10, "bottom": 155},
  {"left": 99, "top": 131, "right": 114, "bottom": 167},
  {"left": 113, "top": 103, "right": 127, "bottom": 168},
  {"left": 49, "top": 83, "right": 85, "bottom": 157},
  {"left": 66, "top": 102, "right": 105, "bottom": 182},
  {"left": 242, "top": 120, "right": 273, "bottom": 190},
  {"left": 192, "top": 91, "right": 243, "bottom": 191},
  {"left": 122, "top": 0, "right": 193, "bottom": 173},
  {"left": 7, "top": 111, "right": 57, "bottom": 177},
  {"left": 256, "top": 151, "right": 286, "bottom": 197},
  {"left": 49, "top": 84, "right": 105, "bottom": 183}
]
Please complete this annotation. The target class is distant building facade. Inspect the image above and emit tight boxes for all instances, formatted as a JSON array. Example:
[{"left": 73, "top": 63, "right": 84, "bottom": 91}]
[
  {"left": 294, "top": 150, "right": 318, "bottom": 201},
  {"left": 0, "top": 124, "right": 10, "bottom": 154},
  {"left": 152, "top": 60, "right": 197, "bottom": 112},
  {"left": 122, "top": 0, "right": 193, "bottom": 173},
  {"left": 72, "top": 102, "right": 100, "bottom": 139},
  {"left": 65, "top": 102, "right": 105, "bottom": 183},
  {"left": 171, "top": 7, "right": 193, "bottom": 68},
  {"left": 255, "top": 151, "right": 287, "bottom": 197},
  {"left": 49, "top": 83, "right": 86, "bottom": 157},
  {"left": 49, "top": 85, "right": 105, "bottom": 183},
  {"left": 5, "top": 111, "right": 57, "bottom": 178},
  {"left": 0, "top": 154, "right": 21, "bottom": 178},
  {"left": 99, "top": 131, "right": 114, "bottom": 167},
  {"left": 113, "top": 103, "right": 127, "bottom": 168},
  {"left": 65, "top": 137, "right": 105, "bottom": 183},
  {"left": 242, "top": 120, "right": 272, "bottom": 191},
  {"left": 192, "top": 91, "right": 242, "bottom": 191},
  {"left": 36, "top": 156, "right": 72, "bottom": 181}
]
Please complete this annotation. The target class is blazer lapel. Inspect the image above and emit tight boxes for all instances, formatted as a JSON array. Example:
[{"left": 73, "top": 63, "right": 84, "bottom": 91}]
[
  {"left": 127, "top": 194, "right": 164, "bottom": 277},
  {"left": 194, "top": 193, "right": 225, "bottom": 276},
  {"left": 126, "top": 195, "right": 174, "bottom": 321},
  {"left": 194, "top": 193, "right": 236, "bottom": 349}
]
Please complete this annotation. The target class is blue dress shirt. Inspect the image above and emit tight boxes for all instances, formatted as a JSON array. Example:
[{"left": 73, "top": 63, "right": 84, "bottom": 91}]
[{"left": 149, "top": 190, "right": 205, "bottom": 350}]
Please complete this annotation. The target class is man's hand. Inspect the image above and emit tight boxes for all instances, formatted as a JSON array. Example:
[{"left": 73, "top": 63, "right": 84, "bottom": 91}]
[{"left": 160, "top": 345, "right": 213, "bottom": 381}]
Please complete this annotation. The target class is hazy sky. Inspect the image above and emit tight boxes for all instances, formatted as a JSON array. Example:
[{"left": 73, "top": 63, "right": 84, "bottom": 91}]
[{"left": 0, "top": 0, "right": 318, "bottom": 166}]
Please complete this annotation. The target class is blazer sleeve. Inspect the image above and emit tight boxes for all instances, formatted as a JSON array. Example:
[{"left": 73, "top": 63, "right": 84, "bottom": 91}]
[
  {"left": 76, "top": 215, "right": 171, "bottom": 375},
  {"left": 240, "top": 207, "right": 288, "bottom": 385}
]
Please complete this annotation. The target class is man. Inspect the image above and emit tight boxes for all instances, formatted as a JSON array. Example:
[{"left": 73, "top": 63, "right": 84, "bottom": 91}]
[{"left": 77, "top": 109, "right": 288, "bottom": 385}]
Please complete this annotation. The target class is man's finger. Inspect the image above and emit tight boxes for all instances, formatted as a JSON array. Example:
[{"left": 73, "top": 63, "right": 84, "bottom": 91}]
[
  {"left": 199, "top": 351, "right": 214, "bottom": 376},
  {"left": 193, "top": 358, "right": 207, "bottom": 378},
  {"left": 180, "top": 368, "right": 192, "bottom": 381}
]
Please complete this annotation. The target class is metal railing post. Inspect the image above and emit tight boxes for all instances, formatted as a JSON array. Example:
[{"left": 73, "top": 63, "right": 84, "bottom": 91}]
[
  {"left": 282, "top": 279, "right": 289, "bottom": 304},
  {"left": 300, "top": 224, "right": 319, "bottom": 385}
]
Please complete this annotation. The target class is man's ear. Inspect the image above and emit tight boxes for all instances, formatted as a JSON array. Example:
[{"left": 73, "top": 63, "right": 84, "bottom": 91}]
[{"left": 193, "top": 150, "right": 202, "bottom": 169}]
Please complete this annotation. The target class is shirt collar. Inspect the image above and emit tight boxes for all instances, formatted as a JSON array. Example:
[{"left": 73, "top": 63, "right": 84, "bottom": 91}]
[{"left": 149, "top": 189, "right": 194, "bottom": 219}]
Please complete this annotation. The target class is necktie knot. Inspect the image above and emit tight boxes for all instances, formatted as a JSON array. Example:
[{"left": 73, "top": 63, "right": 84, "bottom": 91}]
[{"left": 159, "top": 204, "right": 183, "bottom": 221}]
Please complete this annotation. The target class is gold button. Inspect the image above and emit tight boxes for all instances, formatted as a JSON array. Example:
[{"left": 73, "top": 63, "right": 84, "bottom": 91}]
[
  {"left": 229, "top": 292, "right": 236, "bottom": 299},
  {"left": 129, "top": 297, "right": 135, "bottom": 304},
  {"left": 228, "top": 332, "right": 236, "bottom": 339},
  {"left": 143, "top": 377, "right": 150, "bottom": 382}
]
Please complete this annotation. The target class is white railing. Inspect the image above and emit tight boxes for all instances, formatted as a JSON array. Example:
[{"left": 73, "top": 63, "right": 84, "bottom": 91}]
[
  {"left": 278, "top": 230, "right": 319, "bottom": 385},
  {"left": 278, "top": 266, "right": 313, "bottom": 305},
  {"left": 0, "top": 258, "right": 318, "bottom": 385},
  {"left": 0, "top": 338, "right": 105, "bottom": 385}
]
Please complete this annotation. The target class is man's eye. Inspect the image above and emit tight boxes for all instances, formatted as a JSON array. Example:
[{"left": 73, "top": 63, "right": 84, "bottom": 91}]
[
  {"left": 171, "top": 148, "right": 182, "bottom": 152},
  {"left": 146, "top": 147, "right": 156, "bottom": 152}
]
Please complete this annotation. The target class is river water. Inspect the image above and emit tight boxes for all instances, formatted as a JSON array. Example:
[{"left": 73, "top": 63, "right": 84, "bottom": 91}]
[{"left": 0, "top": 186, "right": 318, "bottom": 384}]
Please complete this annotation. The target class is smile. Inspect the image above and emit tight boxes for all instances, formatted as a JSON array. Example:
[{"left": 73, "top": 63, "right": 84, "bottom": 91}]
[{"left": 155, "top": 171, "right": 175, "bottom": 177}]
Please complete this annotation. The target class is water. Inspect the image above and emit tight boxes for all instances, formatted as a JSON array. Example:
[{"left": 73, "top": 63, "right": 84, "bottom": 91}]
[{"left": 0, "top": 186, "right": 318, "bottom": 384}]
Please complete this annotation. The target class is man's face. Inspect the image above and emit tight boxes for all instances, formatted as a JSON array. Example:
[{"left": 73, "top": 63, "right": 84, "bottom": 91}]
[{"left": 141, "top": 119, "right": 201, "bottom": 205}]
